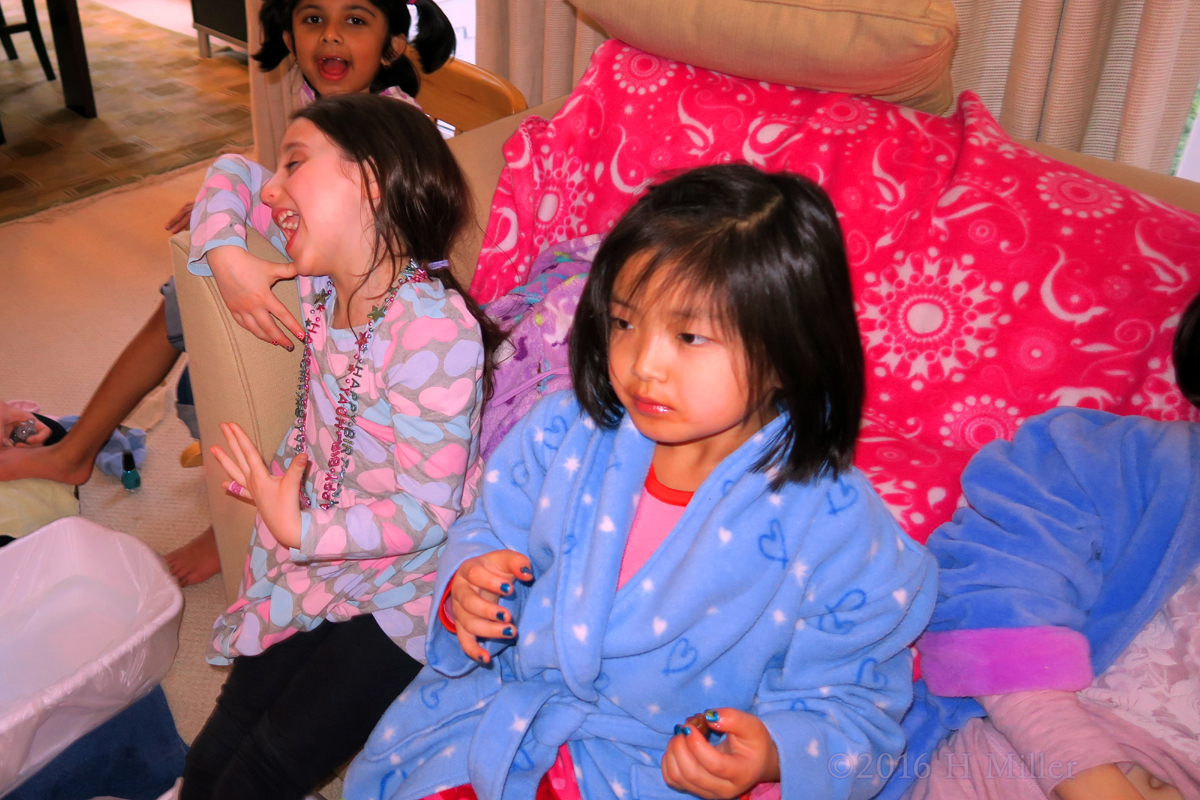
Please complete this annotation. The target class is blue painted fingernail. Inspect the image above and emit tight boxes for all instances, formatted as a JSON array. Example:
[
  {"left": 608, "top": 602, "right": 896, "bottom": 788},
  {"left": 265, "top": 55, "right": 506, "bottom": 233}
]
[
  {"left": 500, "top": 582, "right": 511, "bottom": 594},
  {"left": 704, "top": 709, "right": 719, "bottom": 723},
  {"left": 520, "top": 566, "right": 532, "bottom": 576},
  {"left": 673, "top": 725, "right": 685, "bottom": 736},
  {"left": 496, "top": 611, "right": 506, "bottom": 621},
  {"left": 503, "top": 627, "right": 514, "bottom": 637}
]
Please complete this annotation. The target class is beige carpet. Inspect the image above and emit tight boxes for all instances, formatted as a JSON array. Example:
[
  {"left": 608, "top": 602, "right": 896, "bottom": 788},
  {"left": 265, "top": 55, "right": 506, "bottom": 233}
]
[{"left": 0, "top": 161, "right": 228, "bottom": 744}]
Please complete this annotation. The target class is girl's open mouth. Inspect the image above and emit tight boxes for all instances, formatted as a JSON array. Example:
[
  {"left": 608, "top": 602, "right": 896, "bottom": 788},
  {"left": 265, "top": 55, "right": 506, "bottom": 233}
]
[
  {"left": 274, "top": 209, "right": 300, "bottom": 244},
  {"left": 317, "top": 57, "right": 350, "bottom": 82}
]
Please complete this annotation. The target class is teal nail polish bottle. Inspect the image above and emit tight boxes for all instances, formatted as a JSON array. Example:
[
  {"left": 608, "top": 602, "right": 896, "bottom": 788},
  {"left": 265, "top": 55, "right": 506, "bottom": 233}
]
[{"left": 121, "top": 451, "right": 141, "bottom": 493}]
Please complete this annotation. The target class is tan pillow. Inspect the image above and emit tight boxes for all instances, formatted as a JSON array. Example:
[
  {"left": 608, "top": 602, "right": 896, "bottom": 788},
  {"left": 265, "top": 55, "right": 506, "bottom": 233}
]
[{"left": 571, "top": 0, "right": 957, "bottom": 114}]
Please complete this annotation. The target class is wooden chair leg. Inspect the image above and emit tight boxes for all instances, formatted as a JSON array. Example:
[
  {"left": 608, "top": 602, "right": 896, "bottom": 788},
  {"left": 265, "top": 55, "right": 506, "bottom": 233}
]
[
  {"left": 0, "top": 5, "right": 20, "bottom": 61},
  {"left": 21, "top": 0, "right": 56, "bottom": 81}
]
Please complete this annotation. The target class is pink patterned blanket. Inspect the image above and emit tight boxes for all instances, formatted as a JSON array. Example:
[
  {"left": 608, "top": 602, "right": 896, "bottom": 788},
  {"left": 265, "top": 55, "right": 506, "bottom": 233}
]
[{"left": 470, "top": 40, "right": 1200, "bottom": 543}]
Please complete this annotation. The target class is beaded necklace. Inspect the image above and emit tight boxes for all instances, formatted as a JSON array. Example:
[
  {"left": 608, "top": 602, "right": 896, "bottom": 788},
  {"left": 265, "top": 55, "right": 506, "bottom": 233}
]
[{"left": 293, "top": 260, "right": 428, "bottom": 509}]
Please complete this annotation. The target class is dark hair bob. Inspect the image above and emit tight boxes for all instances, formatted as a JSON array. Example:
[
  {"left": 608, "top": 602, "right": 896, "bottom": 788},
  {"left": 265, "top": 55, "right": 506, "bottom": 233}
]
[
  {"left": 254, "top": 0, "right": 455, "bottom": 98},
  {"left": 569, "top": 164, "right": 864, "bottom": 486},
  {"left": 294, "top": 94, "right": 501, "bottom": 397},
  {"left": 1174, "top": 289, "right": 1200, "bottom": 409}
]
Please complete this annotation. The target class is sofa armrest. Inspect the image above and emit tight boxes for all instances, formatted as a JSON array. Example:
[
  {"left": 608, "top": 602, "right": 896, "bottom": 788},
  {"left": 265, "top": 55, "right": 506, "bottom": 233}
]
[
  {"left": 1019, "top": 139, "right": 1200, "bottom": 216},
  {"left": 171, "top": 230, "right": 302, "bottom": 604}
]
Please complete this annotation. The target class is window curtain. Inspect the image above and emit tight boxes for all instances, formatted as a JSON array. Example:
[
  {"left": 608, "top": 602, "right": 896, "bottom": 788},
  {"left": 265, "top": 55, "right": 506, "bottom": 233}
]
[
  {"left": 952, "top": 0, "right": 1200, "bottom": 173},
  {"left": 476, "top": 0, "right": 607, "bottom": 107}
]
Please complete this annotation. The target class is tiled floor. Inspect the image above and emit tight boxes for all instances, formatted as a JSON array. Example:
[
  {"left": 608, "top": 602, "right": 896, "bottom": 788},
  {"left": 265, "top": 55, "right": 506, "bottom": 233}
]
[{"left": 0, "top": 0, "right": 252, "bottom": 222}]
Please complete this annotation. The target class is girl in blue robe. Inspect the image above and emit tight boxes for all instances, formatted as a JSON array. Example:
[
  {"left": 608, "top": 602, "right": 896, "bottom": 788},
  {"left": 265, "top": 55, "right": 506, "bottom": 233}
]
[{"left": 346, "top": 165, "right": 937, "bottom": 800}]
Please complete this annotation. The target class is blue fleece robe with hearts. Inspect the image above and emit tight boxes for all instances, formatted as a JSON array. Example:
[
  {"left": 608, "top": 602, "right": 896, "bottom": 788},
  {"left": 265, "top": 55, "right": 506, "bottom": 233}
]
[{"left": 345, "top": 392, "right": 936, "bottom": 800}]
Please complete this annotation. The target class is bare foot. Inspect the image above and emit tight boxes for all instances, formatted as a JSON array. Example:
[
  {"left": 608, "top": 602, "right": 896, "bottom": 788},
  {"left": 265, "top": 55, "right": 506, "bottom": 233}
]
[
  {"left": 166, "top": 526, "right": 222, "bottom": 587},
  {"left": 0, "top": 441, "right": 94, "bottom": 484}
]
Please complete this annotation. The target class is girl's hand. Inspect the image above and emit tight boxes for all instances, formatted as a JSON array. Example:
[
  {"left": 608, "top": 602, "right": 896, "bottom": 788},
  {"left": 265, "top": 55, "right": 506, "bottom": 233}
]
[
  {"left": 1125, "top": 765, "right": 1182, "bottom": 800},
  {"left": 207, "top": 245, "right": 303, "bottom": 349},
  {"left": 209, "top": 422, "right": 307, "bottom": 549},
  {"left": 450, "top": 549, "right": 533, "bottom": 664},
  {"left": 165, "top": 201, "right": 194, "bottom": 234},
  {"left": 1054, "top": 763, "right": 1167, "bottom": 800},
  {"left": 662, "top": 708, "right": 780, "bottom": 799},
  {"left": 0, "top": 402, "right": 50, "bottom": 447}
]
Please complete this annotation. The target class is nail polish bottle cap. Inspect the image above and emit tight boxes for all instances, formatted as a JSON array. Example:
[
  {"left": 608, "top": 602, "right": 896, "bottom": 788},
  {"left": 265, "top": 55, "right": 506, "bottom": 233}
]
[{"left": 122, "top": 451, "right": 136, "bottom": 472}]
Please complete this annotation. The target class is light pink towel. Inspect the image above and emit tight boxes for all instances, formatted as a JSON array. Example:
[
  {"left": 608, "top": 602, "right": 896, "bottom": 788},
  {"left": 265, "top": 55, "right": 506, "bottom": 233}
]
[{"left": 909, "top": 691, "right": 1200, "bottom": 800}]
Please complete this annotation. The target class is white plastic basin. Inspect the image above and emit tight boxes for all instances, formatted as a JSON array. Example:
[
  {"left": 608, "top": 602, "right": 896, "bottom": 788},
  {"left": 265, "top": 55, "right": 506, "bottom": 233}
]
[{"left": 0, "top": 517, "right": 183, "bottom": 795}]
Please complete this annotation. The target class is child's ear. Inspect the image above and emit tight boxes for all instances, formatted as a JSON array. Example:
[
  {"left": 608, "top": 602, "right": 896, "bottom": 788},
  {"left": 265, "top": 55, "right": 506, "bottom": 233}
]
[
  {"left": 363, "top": 160, "right": 382, "bottom": 202},
  {"left": 384, "top": 35, "right": 407, "bottom": 67},
  {"left": 283, "top": 30, "right": 295, "bottom": 55}
]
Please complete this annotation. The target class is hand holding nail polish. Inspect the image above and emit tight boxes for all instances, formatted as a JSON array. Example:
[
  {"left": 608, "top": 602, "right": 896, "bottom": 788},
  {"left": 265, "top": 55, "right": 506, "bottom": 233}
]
[
  {"left": 663, "top": 707, "right": 780, "bottom": 799},
  {"left": 448, "top": 548, "right": 533, "bottom": 665}
]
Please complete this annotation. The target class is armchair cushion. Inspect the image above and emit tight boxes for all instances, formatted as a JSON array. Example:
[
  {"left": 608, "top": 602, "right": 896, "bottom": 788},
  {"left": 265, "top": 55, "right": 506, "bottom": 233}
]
[{"left": 572, "top": 0, "right": 957, "bottom": 113}]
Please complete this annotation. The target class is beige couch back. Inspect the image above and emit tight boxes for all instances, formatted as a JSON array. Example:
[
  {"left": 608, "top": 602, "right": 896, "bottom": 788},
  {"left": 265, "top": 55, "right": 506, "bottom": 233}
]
[{"left": 573, "top": 0, "right": 959, "bottom": 114}]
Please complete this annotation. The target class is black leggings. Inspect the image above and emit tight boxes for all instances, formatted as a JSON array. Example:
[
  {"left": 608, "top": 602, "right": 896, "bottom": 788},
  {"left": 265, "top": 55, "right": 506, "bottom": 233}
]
[{"left": 181, "top": 614, "right": 422, "bottom": 800}]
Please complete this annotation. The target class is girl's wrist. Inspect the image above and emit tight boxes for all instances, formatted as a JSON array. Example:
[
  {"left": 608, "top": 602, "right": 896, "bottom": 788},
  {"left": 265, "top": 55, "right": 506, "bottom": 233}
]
[
  {"left": 206, "top": 245, "right": 235, "bottom": 267},
  {"left": 271, "top": 511, "right": 303, "bottom": 549},
  {"left": 206, "top": 245, "right": 250, "bottom": 278}
]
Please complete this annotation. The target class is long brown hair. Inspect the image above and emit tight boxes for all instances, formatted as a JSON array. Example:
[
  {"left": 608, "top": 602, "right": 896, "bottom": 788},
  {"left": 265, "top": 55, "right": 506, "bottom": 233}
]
[{"left": 294, "top": 94, "right": 502, "bottom": 398}]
